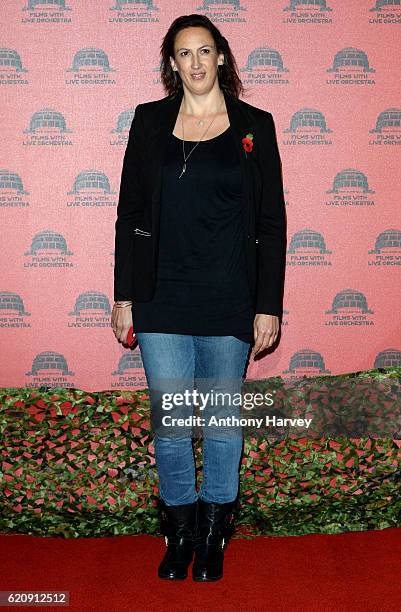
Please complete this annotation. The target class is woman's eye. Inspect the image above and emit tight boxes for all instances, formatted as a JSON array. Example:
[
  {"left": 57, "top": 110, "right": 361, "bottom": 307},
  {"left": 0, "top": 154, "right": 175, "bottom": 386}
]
[{"left": 179, "top": 49, "right": 210, "bottom": 57}]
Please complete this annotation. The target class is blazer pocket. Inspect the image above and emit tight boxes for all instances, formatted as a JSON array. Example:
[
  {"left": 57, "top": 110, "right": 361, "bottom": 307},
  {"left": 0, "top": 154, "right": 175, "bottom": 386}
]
[{"left": 134, "top": 227, "right": 151, "bottom": 236}]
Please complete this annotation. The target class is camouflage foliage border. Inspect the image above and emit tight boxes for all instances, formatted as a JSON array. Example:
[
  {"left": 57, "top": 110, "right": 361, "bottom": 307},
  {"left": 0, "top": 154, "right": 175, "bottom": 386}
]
[{"left": 1, "top": 366, "right": 400, "bottom": 539}]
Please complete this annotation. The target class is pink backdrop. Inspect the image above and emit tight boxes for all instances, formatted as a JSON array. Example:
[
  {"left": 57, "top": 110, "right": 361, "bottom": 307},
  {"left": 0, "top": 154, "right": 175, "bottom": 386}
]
[{"left": 1, "top": 0, "right": 400, "bottom": 392}]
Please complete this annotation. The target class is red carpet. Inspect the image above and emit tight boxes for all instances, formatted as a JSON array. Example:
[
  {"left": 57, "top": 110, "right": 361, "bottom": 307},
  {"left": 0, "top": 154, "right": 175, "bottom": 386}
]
[{"left": 1, "top": 528, "right": 400, "bottom": 611}]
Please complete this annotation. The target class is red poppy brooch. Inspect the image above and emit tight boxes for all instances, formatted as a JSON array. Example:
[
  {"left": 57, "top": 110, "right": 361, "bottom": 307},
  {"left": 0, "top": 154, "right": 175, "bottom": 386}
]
[{"left": 242, "top": 132, "right": 254, "bottom": 156}]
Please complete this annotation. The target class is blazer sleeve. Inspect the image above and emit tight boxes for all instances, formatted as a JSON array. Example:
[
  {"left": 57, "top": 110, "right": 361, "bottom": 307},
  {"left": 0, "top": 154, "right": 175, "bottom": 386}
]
[
  {"left": 255, "top": 112, "right": 287, "bottom": 316},
  {"left": 114, "top": 104, "right": 146, "bottom": 301}
]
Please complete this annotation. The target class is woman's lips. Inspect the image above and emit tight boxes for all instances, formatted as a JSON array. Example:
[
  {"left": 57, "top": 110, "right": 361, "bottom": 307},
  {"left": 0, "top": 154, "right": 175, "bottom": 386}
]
[{"left": 191, "top": 73, "right": 206, "bottom": 80}]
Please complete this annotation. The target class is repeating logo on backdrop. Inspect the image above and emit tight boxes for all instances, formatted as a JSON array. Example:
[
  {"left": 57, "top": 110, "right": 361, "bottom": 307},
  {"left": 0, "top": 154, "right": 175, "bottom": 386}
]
[
  {"left": 374, "top": 349, "right": 401, "bottom": 368},
  {"left": 22, "top": 0, "right": 72, "bottom": 24},
  {"left": 368, "top": 229, "right": 401, "bottom": 266},
  {"left": 369, "top": 108, "right": 401, "bottom": 145},
  {"left": 195, "top": 0, "right": 247, "bottom": 23},
  {"left": 325, "top": 289, "right": 374, "bottom": 326},
  {"left": 24, "top": 230, "right": 74, "bottom": 268},
  {"left": 67, "top": 171, "right": 116, "bottom": 208},
  {"left": 240, "top": 47, "right": 290, "bottom": 86},
  {"left": 25, "top": 351, "right": 75, "bottom": 388},
  {"left": 66, "top": 49, "right": 116, "bottom": 85},
  {"left": 68, "top": 292, "right": 112, "bottom": 329},
  {"left": 109, "top": 0, "right": 160, "bottom": 24},
  {"left": 110, "top": 108, "right": 135, "bottom": 146},
  {"left": 23, "top": 109, "right": 73, "bottom": 146},
  {"left": 283, "top": 0, "right": 333, "bottom": 25},
  {"left": 0, "top": 48, "right": 28, "bottom": 85},
  {"left": 112, "top": 350, "right": 147, "bottom": 389},
  {"left": 67, "top": 292, "right": 147, "bottom": 389},
  {"left": 326, "top": 48, "right": 375, "bottom": 85},
  {"left": 280, "top": 308, "right": 290, "bottom": 327},
  {"left": 0, "top": 170, "right": 30, "bottom": 208},
  {"left": 152, "top": 60, "right": 164, "bottom": 86},
  {"left": 287, "top": 229, "right": 332, "bottom": 267},
  {"left": 0, "top": 292, "right": 31, "bottom": 329},
  {"left": 325, "top": 168, "right": 375, "bottom": 207},
  {"left": 282, "top": 349, "right": 331, "bottom": 380},
  {"left": 283, "top": 109, "right": 332, "bottom": 145},
  {"left": 369, "top": 0, "right": 401, "bottom": 24}
]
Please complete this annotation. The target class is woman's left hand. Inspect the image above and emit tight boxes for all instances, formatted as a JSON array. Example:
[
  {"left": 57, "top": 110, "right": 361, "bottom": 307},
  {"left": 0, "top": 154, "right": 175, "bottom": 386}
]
[{"left": 251, "top": 314, "right": 280, "bottom": 358}]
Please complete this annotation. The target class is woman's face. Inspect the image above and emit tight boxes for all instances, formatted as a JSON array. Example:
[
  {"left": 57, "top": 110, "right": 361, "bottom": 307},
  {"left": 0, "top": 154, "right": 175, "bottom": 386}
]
[{"left": 170, "top": 26, "right": 224, "bottom": 95}]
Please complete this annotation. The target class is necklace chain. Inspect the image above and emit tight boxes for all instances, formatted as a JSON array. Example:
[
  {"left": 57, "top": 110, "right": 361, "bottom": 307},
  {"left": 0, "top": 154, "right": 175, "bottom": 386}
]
[{"left": 178, "top": 96, "right": 225, "bottom": 179}]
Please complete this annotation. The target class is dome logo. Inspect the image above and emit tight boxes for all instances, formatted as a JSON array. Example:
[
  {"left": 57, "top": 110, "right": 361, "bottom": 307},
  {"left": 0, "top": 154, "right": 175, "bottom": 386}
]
[
  {"left": 25, "top": 351, "right": 75, "bottom": 388},
  {"left": 369, "top": 108, "right": 401, "bottom": 145},
  {"left": 0, "top": 169, "right": 30, "bottom": 208},
  {"left": 283, "top": 349, "right": 330, "bottom": 378},
  {"left": 240, "top": 46, "right": 289, "bottom": 86},
  {"left": 283, "top": 0, "right": 333, "bottom": 24},
  {"left": 374, "top": 348, "right": 401, "bottom": 368},
  {"left": 0, "top": 48, "right": 29, "bottom": 85},
  {"left": 368, "top": 229, "right": 401, "bottom": 266},
  {"left": 110, "top": 0, "right": 159, "bottom": 8},
  {"left": 109, "top": 0, "right": 160, "bottom": 24},
  {"left": 152, "top": 59, "right": 165, "bottom": 87},
  {"left": 325, "top": 289, "right": 374, "bottom": 326},
  {"left": 24, "top": 229, "right": 74, "bottom": 268},
  {"left": 66, "top": 48, "right": 116, "bottom": 85},
  {"left": 284, "top": 0, "right": 332, "bottom": 9},
  {"left": 287, "top": 229, "right": 332, "bottom": 267},
  {"left": 370, "top": 0, "right": 401, "bottom": 8},
  {"left": 23, "top": 0, "right": 71, "bottom": 9},
  {"left": 111, "top": 350, "right": 146, "bottom": 389},
  {"left": 110, "top": 108, "right": 136, "bottom": 145},
  {"left": 325, "top": 168, "right": 375, "bottom": 207},
  {"left": 369, "top": 1, "right": 401, "bottom": 25},
  {"left": 67, "top": 170, "right": 116, "bottom": 208},
  {"left": 283, "top": 108, "right": 333, "bottom": 146},
  {"left": 195, "top": 0, "right": 247, "bottom": 24},
  {"left": 68, "top": 292, "right": 112, "bottom": 329},
  {"left": 0, "top": 291, "right": 31, "bottom": 328},
  {"left": 327, "top": 47, "right": 375, "bottom": 85},
  {"left": 280, "top": 308, "right": 290, "bottom": 327},
  {"left": 24, "top": 108, "right": 71, "bottom": 133},
  {"left": 22, "top": 0, "right": 72, "bottom": 24},
  {"left": 23, "top": 108, "right": 73, "bottom": 146}
]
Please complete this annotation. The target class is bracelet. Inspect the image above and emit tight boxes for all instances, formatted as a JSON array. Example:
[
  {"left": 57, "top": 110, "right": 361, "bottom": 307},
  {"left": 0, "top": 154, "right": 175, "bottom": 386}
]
[{"left": 114, "top": 301, "right": 132, "bottom": 308}]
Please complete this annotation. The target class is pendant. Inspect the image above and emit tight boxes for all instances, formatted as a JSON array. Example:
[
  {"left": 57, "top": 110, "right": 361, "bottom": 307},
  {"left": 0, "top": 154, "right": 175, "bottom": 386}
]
[{"left": 178, "top": 162, "right": 186, "bottom": 179}]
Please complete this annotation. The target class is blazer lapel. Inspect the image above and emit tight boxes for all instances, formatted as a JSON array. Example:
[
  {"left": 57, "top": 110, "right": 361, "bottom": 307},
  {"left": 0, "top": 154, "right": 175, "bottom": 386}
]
[
  {"left": 224, "top": 90, "right": 252, "bottom": 235},
  {"left": 149, "top": 87, "right": 251, "bottom": 237}
]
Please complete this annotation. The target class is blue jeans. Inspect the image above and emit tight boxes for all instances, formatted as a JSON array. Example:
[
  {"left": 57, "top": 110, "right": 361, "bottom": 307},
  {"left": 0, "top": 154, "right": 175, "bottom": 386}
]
[{"left": 135, "top": 333, "right": 251, "bottom": 506}]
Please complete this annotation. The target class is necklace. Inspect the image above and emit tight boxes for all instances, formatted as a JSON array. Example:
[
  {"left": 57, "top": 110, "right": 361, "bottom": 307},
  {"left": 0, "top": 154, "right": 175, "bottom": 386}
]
[{"left": 178, "top": 96, "right": 225, "bottom": 179}]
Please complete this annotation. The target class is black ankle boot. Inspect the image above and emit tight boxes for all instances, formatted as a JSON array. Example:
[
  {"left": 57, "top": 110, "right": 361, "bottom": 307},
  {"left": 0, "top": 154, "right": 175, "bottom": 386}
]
[
  {"left": 192, "top": 497, "right": 238, "bottom": 582},
  {"left": 157, "top": 498, "right": 198, "bottom": 580}
]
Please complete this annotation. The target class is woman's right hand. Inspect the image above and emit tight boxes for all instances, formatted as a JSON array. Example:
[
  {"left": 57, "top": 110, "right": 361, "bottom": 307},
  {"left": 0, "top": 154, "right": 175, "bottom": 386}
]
[{"left": 111, "top": 303, "right": 133, "bottom": 345}]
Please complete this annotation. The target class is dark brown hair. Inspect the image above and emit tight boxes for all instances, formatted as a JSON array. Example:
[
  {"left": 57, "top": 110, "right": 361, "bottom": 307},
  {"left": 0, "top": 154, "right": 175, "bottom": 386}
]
[{"left": 159, "top": 14, "right": 247, "bottom": 99}]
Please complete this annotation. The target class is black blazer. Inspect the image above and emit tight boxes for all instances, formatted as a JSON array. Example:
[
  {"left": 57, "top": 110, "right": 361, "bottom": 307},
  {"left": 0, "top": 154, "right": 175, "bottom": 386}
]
[{"left": 114, "top": 87, "right": 287, "bottom": 317}]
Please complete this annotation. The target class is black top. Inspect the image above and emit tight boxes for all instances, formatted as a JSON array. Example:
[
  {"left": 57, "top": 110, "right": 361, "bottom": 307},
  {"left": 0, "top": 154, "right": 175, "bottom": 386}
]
[{"left": 132, "top": 125, "right": 254, "bottom": 344}]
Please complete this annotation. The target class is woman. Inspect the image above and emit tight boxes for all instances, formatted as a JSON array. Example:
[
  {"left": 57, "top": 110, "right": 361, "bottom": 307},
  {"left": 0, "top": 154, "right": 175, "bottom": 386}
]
[{"left": 111, "top": 14, "right": 286, "bottom": 582}]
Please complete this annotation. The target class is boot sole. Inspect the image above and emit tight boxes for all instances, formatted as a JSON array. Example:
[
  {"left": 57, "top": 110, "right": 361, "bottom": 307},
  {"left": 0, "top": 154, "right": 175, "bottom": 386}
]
[{"left": 192, "top": 575, "right": 222, "bottom": 582}]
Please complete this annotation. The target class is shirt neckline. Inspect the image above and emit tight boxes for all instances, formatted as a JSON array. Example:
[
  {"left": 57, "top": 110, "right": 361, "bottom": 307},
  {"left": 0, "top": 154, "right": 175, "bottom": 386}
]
[{"left": 171, "top": 126, "right": 230, "bottom": 143}]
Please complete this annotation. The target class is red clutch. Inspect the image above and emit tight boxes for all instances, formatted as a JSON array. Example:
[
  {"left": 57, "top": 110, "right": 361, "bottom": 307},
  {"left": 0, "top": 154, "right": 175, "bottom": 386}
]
[{"left": 126, "top": 326, "right": 137, "bottom": 348}]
